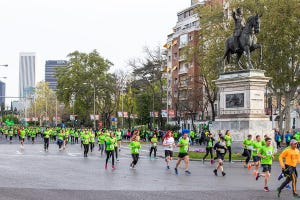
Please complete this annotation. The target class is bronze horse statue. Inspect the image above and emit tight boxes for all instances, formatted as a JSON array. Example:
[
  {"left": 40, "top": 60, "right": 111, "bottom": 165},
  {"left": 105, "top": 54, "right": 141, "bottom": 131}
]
[{"left": 223, "top": 15, "right": 262, "bottom": 71}]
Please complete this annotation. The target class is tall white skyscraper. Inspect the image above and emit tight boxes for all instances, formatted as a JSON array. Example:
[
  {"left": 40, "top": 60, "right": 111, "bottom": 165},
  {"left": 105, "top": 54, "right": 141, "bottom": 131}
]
[{"left": 19, "top": 52, "right": 36, "bottom": 98}]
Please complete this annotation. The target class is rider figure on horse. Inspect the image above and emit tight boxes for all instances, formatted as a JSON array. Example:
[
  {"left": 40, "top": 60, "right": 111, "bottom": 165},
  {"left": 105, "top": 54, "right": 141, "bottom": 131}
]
[{"left": 232, "top": 7, "right": 245, "bottom": 52}]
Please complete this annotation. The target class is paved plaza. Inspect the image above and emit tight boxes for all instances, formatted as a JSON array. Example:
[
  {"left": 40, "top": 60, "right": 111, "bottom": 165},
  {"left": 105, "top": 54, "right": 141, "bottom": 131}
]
[{"left": 0, "top": 141, "right": 297, "bottom": 200}]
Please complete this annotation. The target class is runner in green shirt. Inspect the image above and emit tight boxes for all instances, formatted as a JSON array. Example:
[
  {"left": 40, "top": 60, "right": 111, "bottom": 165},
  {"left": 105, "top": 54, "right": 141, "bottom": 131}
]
[
  {"left": 8, "top": 128, "right": 13, "bottom": 143},
  {"left": 80, "top": 130, "right": 85, "bottom": 148},
  {"left": 43, "top": 128, "right": 51, "bottom": 151},
  {"left": 57, "top": 129, "right": 65, "bottom": 150},
  {"left": 89, "top": 131, "right": 95, "bottom": 152},
  {"left": 19, "top": 127, "right": 26, "bottom": 148},
  {"left": 224, "top": 130, "right": 233, "bottom": 163},
  {"left": 174, "top": 132, "right": 191, "bottom": 175},
  {"left": 98, "top": 131, "right": 106, "bottom": 156},
  {"left": 251, "top": 135, "right": 262, "bottom": 175},
  {"left": 202, "top": 132, "right": 215, "bottom": 164},
  {"left": 149, "top": 134, "right": 158, "bottom": 159},
  {"left": 256, "top": 137, "right": 274, "bottom": 192},
  {"left": 243, "top": 134, "right": 253, "bottom": 168},
  {"left": 82, "top": 131, "right": 90, "bottom": 157},
  {"left": 129, "top": 135, "right": 141, "bottom": 169},
  {"left": 115, "top": 129, "right": 122, "bottom": 152},
  {"left": 105, "top": 132, "right": 116, "bottom": 170}
]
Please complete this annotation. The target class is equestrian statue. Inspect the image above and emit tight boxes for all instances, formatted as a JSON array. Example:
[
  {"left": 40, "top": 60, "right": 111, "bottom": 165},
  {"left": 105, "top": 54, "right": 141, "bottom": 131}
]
[{"left": 223, "top": 7, "right": 262, "bottom": 71}]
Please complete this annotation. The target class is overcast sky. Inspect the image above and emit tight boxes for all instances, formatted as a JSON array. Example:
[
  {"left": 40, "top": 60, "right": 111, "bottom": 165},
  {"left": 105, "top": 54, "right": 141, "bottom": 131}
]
[{"left": 0, "top": 0, "right": 193, "bottom": 105}]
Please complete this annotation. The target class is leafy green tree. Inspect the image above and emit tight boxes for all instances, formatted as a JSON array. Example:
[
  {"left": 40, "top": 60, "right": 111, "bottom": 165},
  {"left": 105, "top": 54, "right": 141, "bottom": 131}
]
[
  {"left": 56, "top": 50, "right": 114, "bottom": 128},
  {"left": 27, "top": 81, "right": 57, "bottom": 126},
  {"left": 129, "top": 46, "right": 167, "bottom": 129},
  {"left": 231, "top": 0, "right": 300, "bottom": 132}
]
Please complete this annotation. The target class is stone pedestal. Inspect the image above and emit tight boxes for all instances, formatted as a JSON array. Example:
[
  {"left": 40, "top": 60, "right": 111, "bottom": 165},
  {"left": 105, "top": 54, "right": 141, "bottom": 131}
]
[{"left": 211, "top": 70, "right": 272, "bottom": 141}]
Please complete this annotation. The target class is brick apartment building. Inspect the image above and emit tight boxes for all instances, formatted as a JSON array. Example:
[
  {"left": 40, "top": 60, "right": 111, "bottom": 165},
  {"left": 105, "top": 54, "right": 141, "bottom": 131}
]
[{"left": 164, "top": 0, "right": 229, "bottom": 125}]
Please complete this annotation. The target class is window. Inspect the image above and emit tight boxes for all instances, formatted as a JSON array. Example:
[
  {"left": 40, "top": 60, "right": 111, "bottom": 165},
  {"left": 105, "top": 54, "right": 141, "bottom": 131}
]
[
  {"left": 180, "top": 34, "right": 188, "bottom": 46},
  {"left": 168, "top": 56, "right": 171, "bottom": 62},
  {"left": 178, "top": 14, "right": 184, "bottom": 22},
  {"left": 192, "top": 21, "right": 199, "bottom": 27},
  {"left": 174, "top": 78, "right": 178, "bottom": 85},
  {"left": 189, "top": 35, "right": 193, "bottom": 41},
  {"left": 174, "top": 53, "right": 178, "bottom": 59}
]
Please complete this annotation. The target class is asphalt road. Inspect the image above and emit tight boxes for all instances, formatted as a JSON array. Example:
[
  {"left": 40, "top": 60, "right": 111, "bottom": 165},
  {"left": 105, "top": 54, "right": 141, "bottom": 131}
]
[{"left": 0, "top": 142, "right": 297, "bottom": 200}]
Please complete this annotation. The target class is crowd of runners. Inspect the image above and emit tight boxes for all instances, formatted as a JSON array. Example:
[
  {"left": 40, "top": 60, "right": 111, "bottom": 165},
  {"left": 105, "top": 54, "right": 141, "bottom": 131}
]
[{"left": 1, "top": 125, "right": 300, "bottom": 198}]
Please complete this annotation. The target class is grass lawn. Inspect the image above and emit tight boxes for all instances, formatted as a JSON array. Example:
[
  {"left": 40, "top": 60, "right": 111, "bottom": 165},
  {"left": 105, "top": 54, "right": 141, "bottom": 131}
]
[{"left": 173, "top": 151, "right": 282, "bottom": 161}]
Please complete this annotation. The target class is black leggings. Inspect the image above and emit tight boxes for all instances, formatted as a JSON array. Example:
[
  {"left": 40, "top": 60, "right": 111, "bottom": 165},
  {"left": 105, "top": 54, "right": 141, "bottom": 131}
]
[
  {"left": 44, "top": 138, "right": 49, "bottom": 150},
  {"left": 131, "top": 154, "right": 139, "bottom": 166},
  {"left": 114, "top": 147, "right": 118, "bottom": 159},
  {"left": 279, "top": 166, "right": 298, "bottom": 194},
  {"left": 244, "top": 149, "right": 252, "bottom": 164},
  {"left": 227, "top": 146, "right": 232, "bottom": 162},
  {"left": 106, "top": 150, "right": 115, "bottom": 165},
  {"left": 99, "top": 144, "right": 104, "bottom": 155},
  {"left": 83, "top": 144, "right": 89, "bottom": 156},
  {"left": 149, "top": 146, "right": 157, "bottom": 157},
  {"left": 90, "top": 142, "right": 94, "bottom": 152},
  {"left": 203, "top": 147, "right": 213, "bottom": 160}
]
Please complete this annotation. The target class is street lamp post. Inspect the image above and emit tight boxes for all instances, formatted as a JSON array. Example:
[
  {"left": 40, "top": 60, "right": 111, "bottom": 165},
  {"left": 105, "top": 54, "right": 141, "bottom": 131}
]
[
  {"left": 93, "top": 85, "right": 96, "bottom": 130},
  {"left": 121, "top": 89, "right": 124, "bottom": 128}
]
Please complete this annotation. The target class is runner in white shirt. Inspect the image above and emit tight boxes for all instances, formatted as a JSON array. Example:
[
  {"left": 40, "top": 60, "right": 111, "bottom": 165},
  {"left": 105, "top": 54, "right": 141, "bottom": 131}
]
[{"left": 163, "top": 131, "right": 175, "bottom": 170}]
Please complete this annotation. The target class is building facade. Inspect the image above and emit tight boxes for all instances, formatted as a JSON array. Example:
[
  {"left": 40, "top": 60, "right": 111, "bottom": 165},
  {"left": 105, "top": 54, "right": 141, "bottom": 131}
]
[
  {"left": 164, "top": 0, "right": 228, "bottom": 128},
  {"left": 45, "top": 60, "right": 67, "bottom": 91},
  {"left": 19, "top": 52, "right": 36, "bottom": 98},
  {"left": 0, "top": 80, "right": 5, "bottom": 106}
]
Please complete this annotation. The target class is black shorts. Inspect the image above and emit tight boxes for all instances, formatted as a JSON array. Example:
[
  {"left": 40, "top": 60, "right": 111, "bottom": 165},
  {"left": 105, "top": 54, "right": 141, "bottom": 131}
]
[
  {"left": 178, "top": 153, "right": 188, "bottom": 158},
  {"left": 217, "top": 153, "right": 225, "bottom": 160},
  {"left": 262, "top": 164, "right": 272, "bottom": 173},
  {"left": 253, "top": 156, "right": 261, "bottom": 162},
  {"left": 165, "top": 150, "right": 173, "bottom": 158}
]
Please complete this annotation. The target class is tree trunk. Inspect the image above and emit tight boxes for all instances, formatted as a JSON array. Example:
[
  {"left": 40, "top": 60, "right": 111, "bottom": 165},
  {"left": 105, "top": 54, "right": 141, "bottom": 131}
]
[
  {"left": 209, "top": 99, "right": 216, "bottom": 121},
  {"left": 277, "top": 94, "right": 284, "bottom": 134},
  {"left": 284, "top": 93, "right": 292, "bottom": 133}
]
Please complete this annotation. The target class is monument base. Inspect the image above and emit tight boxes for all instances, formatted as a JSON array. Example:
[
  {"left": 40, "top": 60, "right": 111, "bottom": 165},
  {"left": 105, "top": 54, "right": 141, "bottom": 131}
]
[
  {"left": 212, "top": 69, "right": 273, "bottom": 141},
  {"left": 211, "top": 118, "right": 272, "bottom": 141}
]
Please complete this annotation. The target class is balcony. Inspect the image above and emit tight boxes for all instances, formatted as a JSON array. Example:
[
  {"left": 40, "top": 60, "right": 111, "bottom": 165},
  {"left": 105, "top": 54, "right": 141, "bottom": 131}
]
[
  {"left": 179, "top": 55, "right": 186, "bottom": 62},
  {"left": 179, "top": 81, "right": 188, "bottom": 88},
  {"left": 179, "top": 96, "right": 188, "bottom": 101},
  {"left": 178, "top": 67, "right": 188, "bottom": 75}
]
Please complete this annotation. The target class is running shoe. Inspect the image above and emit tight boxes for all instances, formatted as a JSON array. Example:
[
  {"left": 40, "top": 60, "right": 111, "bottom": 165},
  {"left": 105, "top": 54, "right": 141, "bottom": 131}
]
[
  {"left": 112, "top": 165, "right": 116, "bottom": 170},
  {"left": 247, "top": 164, "right": 252, "bottom": 170},
  {"left": 130, "top": 163, "right": 134, "bottom": 169},
  {"left": 252, "top": 170, "right": 257, "bottom": 175},
  {"left": 105, "top": 164, "right": 108, "bottom": 169},
  {"left": 277, "top": 188, "right": 281, "bottom": 198},
  {"left": 116, "top": 159, "right": 120, "bottom": 162},
  {"left": 213, "top": 169, "right": 218, "bottom": 176},
  {"left": 174, "top": 168, "right": 178, "bottom": 175},
  {"left": 185, "top": 170, "right": 191, "bottom": 175},
  {"left": 166, "top": 166, "right": 170, "bottom": 170},
  {"left": 256, "top": 173, "right": 260, "bottom": 181},
  {"left": 202, "top": 159, "right": 205, "bottom": 164},
  {"left": 222, "top": 172, "right": 226, "bottom": 176},
  {"left": 210, "top": 159, "right": 214, "bottom": 165},
  {"left": 278, "top": 173, "right": 284, "bottom": 181},
  {"left": 285, "top": 184, "right": 292, "bottom": 191},
  {"left": 264, "top": 187, "right": 270, "bottom": 192},
  {"left": 293, "top": 193, "right": 300, "bottom": 198}
]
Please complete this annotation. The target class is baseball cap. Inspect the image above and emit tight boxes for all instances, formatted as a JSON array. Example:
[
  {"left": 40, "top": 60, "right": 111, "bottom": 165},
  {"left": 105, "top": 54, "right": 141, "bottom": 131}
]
[{"left": 290, "top": 139, "right": 298, "bottom": 144}]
